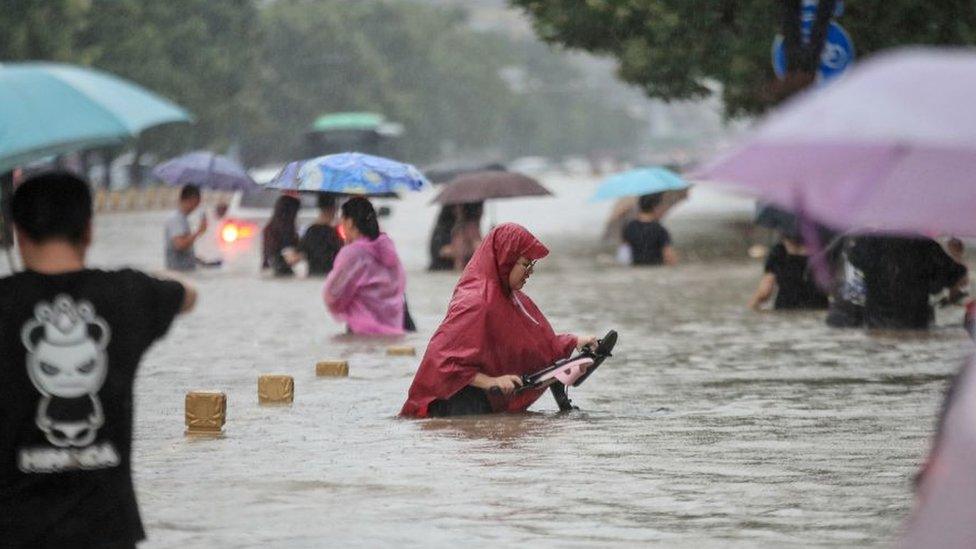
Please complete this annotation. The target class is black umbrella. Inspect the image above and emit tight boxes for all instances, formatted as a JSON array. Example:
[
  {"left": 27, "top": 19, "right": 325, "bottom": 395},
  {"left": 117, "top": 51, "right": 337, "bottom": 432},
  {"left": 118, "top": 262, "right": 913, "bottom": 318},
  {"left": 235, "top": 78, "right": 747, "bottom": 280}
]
[{"left": 431, "top": 171, "right": 552, "bottom": 205}]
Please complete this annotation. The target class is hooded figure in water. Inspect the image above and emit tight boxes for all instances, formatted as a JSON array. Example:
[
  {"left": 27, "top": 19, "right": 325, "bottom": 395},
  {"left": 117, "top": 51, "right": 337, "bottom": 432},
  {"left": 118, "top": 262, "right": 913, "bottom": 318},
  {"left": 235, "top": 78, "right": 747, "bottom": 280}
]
[
  {"left": 324, "top": 197, "right": 406, "bottom": 335},
  {"left": 401, "top": 223, "right": 586, "bottom": 417}
]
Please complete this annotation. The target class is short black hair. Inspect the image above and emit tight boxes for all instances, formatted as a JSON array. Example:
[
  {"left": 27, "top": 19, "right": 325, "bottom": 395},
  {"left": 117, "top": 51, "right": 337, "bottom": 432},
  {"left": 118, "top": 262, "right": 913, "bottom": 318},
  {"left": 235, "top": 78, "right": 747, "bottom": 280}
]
[
  {"left": 316, "top": 193, "right": 337, "bottom": 211},
  {"left": 12, "top": 171, "right": 92, "bottom": 245},
  {"left": 341, "top": 196, "right": 380, "bottom": 240},
  {"left": 460, "top": 201, "right": 484, "bottom": 221},
  {"left": 180, "top": 184, "right": 201, "bottom": 201},
  {"left": 638, "top": 192, "right": 664, "bottom": 213}
]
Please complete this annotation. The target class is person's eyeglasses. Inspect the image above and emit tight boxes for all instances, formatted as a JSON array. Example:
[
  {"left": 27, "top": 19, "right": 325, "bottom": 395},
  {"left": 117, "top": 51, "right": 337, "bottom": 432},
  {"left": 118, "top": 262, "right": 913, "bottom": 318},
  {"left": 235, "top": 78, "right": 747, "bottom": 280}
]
[{"left": 520, "top": 259, "right": 537, "bottom": 272}]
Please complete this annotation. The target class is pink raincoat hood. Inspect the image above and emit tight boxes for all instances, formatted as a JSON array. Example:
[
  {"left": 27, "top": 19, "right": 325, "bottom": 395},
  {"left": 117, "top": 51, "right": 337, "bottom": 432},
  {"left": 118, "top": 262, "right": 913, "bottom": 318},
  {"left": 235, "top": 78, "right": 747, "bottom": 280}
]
[
  {"left": 357, "top": 233, "right": 401, "bottom": 268},
  {"left": 323, "top": 233, "right": 406, "bottom": 335}
]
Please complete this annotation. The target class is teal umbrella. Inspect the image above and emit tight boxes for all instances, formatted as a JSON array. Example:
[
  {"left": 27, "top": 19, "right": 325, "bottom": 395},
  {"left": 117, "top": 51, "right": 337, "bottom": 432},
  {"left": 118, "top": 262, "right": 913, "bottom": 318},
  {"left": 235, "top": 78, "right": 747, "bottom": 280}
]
[
  {"left": 0, "top": 63, "right": 192, "bottom": 173},
  {"left": 591, "top": 167, "right": 690, "bottom": 201}
]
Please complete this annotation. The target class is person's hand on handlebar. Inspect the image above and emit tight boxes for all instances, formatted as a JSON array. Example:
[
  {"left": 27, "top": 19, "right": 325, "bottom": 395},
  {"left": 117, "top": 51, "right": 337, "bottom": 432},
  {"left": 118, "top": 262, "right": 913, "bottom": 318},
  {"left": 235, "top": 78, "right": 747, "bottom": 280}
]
[
  {"left": 492, "top": 374, "right": 523, "bottom": 395},
  {"left": 575, "top": 335, "right": 598, "bottom": 351},
  {"left": 471, "top": 372, "right": 523, "bottom": 395}
]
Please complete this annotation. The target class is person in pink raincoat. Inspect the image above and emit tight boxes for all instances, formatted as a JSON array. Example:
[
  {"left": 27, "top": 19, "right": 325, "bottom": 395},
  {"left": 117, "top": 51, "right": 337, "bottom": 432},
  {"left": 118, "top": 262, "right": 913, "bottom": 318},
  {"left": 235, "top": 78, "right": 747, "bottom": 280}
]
[{"left": 323, "top": 197, "right": 407, "bottom": 335}]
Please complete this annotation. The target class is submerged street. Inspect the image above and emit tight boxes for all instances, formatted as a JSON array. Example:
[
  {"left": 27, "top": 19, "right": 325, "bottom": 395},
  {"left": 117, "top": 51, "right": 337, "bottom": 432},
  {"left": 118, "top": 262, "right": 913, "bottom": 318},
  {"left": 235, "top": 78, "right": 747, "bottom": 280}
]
[{"left": 80, "top": 176, "right": 968, "bottom": 547}]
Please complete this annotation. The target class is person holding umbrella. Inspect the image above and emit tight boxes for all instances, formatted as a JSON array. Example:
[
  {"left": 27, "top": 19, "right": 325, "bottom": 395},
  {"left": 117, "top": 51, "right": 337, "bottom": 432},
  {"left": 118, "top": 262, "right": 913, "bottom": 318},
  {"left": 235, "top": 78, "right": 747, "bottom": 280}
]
[
  {"left": 164, "top": 184, "right": 208, "bottom": 272},
  {"left": 620, "top": 192, "right": 678, "bottom": 266},
  {"left": 591, "top": 167, "right": 688, "bottom": 265},
  {"left": 323, "top": 197, "right": 408, "bottom": 335},
  {"left": 298, "top": 193, "right": 343, "bottom": 277},
  {"left": 428, "top": 206, "right": 457, "bottom": 271},
  {"left": 261, "top": 194, "right": 301, "bottom": 277},
  {"left": 449, "top": 201, "right": 484, "bottom": 271}
]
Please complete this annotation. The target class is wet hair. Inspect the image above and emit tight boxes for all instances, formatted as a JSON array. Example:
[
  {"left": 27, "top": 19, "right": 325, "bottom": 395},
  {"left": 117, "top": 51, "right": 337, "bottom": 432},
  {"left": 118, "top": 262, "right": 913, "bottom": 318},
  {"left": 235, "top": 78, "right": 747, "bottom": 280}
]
[
  {"left": 316, "top": 193, "right": 337, "bottom": 211},
  {"left": 12, "top": 171, "right": 92, "bottom": 245},
  {"left": 180, "top": 184, "right": 201, "bottom": 201},
  {"left": 341, "top": 196, "right": 380, "bottom": 240},
  {"left": 267, "top": 195, "right": 300, "bottom": 234},
  {"left": 638, "top": 192, "right": 664, "bottom": 213},
  {"left": 434, "top": 205, "right": 456, "bottom": 230},
  {"left": 460, "top": 201, "right": 484, "bottom": 222}
]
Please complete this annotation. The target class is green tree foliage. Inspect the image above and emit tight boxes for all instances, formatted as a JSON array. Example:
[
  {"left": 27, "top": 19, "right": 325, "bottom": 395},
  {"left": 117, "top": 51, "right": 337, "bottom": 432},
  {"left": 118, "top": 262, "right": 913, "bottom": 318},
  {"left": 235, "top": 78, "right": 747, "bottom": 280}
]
[
  {"left": 0, "top": 0, "right": 646, "bottom": 166},
  {"left": 249, "top": 0, "right": 646, "bottom": 163},
  {"left": 511, "top": 0, "right": 976, "bottom": 117}
]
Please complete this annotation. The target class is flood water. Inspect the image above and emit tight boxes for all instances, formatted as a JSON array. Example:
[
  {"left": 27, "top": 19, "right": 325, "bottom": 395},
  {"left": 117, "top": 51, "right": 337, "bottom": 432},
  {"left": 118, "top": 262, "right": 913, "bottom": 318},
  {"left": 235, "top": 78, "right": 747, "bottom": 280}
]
[{"left": 76, "top": 175, "right": 970, "bottom": 547}]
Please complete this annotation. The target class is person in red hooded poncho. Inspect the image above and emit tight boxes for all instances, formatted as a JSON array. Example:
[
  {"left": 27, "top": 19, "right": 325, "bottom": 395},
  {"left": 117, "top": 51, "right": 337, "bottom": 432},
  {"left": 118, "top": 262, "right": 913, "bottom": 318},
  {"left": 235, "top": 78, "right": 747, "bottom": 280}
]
[{"left": 401, "top": 223, "right": 596, "bottom": 417}]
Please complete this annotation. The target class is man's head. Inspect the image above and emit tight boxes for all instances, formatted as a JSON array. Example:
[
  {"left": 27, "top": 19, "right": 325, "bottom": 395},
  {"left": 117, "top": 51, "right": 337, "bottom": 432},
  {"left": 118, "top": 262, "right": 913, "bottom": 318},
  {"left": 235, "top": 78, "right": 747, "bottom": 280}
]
[
  {"left": 638, "top": 192, "right": 664, "bottom": 214},
  {"left": 179, "top": 184, "right": 202, "bottom": 214},
  {"left": 12, "top": 172, "right": 93, "bottom": 252},
  {"left": 316, "top": 193, "right": 337, "bottom": 218}
]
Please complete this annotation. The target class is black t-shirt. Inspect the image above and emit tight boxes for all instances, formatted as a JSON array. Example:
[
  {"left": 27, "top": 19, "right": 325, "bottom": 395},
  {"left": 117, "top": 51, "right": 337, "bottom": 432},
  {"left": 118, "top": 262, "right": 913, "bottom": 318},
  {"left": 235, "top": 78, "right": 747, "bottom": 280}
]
[
  {"left": 622, "top": 220, "right": 671, "bottom": 266},
  {"left": 0, "top": 269, "right": 184, "bottom": 548},
  {"left": 764, "top": 243, "right": 829, "bottom": 310},
  {"left": 850, "top": 236, "right": 968, "bottom": 329},
  {"left": 299, "top": 223, "right": 343, "bottom": 276}
]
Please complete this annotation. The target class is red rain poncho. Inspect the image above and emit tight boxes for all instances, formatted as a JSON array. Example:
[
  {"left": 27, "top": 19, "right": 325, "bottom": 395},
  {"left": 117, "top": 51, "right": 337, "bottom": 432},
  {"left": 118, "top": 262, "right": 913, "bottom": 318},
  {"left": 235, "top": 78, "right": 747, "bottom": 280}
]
[{"left": 400, "top": 223, "right": 576, "bottom": 417}]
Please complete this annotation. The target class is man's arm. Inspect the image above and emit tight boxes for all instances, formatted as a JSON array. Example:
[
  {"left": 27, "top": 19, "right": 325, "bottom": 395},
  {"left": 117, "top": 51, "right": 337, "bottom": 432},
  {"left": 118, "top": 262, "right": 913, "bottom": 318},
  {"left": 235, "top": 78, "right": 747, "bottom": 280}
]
[
  {"left": 154, "top": 270, "right": 197, "bottom": 313},
  {"left": 749, "top": 273, "right": 776, "bottom": 310},
  {"left": 179, "top": 282, "right": 197, "bottom": 313},
  {"left": 171, "top": 216, "right": 208, "bottom": 251},
  {"left": 662, "top": 245, "right": 678, "bottom": 266}
]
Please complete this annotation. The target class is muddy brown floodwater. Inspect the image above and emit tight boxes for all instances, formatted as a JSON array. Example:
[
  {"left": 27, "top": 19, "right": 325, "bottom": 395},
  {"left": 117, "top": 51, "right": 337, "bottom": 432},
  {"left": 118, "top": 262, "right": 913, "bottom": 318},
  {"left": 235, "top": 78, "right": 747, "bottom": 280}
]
[{"left": 64, "top": 176, "right": 971, "bottom": 547}]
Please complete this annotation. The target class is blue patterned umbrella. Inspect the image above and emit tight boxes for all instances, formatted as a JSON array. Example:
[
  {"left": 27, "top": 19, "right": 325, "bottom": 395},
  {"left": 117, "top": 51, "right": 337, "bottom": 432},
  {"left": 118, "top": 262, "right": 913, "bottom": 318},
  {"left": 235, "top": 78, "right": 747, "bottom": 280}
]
[{"left": 265, "top": 152, "right": 428, "bottom": 196}]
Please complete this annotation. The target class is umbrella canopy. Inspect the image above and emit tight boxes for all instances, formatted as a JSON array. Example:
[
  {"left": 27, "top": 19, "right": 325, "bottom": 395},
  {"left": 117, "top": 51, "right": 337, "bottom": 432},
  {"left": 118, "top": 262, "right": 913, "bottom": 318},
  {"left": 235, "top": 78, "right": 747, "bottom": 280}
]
[
  {"left": 311, "top": 112, "right": 385, "bottom": 132},
  {"left": 591, "top": 167, "right": 690, "bottom": 202},
  {"left": 266, "top": 152, "right": 427, "bottom": 196},
  {"left": 694, "top": 47, "right": 976, "bottom": 236},
  {"left": 422, "top": 160, "right": 507, "bottom": 184},
  {"left": 430, "top": 171, "right": 552, "bottom": 205},
  {"left": 897, "top": 360, "right": 976, "bottom": 549},
  {"left": 0, "top": 62, "right": 192, "bottom": 173},
  {"left": 152, "top": 151, "right": 256, "bottom": 191}
]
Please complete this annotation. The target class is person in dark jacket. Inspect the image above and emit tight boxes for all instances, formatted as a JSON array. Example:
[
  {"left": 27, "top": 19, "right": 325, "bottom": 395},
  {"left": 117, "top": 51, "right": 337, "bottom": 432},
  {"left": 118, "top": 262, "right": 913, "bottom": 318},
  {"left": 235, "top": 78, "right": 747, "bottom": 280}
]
[
  {"left": 428, "top": 206, "right": 456, "bottom": 271},
  {"left": 261, "top": 195, "right": 301, "bottom": 277},
  {"left": 849, "top": 235, "right": 967, "bottom": 329}
]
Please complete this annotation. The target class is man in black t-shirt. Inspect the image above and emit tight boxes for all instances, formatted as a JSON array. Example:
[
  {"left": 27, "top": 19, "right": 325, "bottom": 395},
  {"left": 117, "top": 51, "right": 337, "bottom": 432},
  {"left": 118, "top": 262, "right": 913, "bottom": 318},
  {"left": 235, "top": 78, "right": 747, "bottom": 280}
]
[
  {"left": 621, "top": 192, "right": 677, "bottom": 266},
  {"left": 0, "top": 173, "right": 197, "bottom": 548},
  {"left": 298, "top": 193, "right": 343, "bottom": 276},
  {"left": 849, "top": 235, "right": 967, "bottom": 330}
]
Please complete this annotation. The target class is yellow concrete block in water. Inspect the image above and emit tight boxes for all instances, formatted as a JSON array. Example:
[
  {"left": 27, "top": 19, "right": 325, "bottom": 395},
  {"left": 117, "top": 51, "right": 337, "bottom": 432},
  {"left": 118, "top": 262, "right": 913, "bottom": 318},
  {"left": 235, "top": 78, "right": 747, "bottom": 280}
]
[
  {"left": 258, "top": 375, "right": 294, "bottom": 404},
  {"left": 386, "top": 346, "right": 416, "bottom": 357},
  {"left": 315, "top": 360, "right": 348, "bottom": 377},
  {"left": 185, "top": 391, "right": 227, "bottom": 435}
]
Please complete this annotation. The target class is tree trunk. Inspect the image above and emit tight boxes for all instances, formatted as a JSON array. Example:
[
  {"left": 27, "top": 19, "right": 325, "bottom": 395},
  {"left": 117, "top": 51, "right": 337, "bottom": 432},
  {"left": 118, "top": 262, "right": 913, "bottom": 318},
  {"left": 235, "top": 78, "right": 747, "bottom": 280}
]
[
  {"left": 130, "top": 139, "right": 143, "bottom": 188},
  {"left": 103, "top": 149, "right": 113, "bottom": 189}
]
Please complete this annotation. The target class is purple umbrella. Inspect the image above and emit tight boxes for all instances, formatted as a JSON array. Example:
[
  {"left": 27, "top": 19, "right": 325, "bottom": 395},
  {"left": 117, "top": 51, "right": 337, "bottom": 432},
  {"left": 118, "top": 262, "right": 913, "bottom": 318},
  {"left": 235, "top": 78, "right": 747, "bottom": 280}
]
[
  {"left": 152, "top": 150, "right": 256, "bottom": 191},
  {"left": 694, "top": 47, "right": 976, "bottom": 236},
  {"left": 431, "top": 171, "right": 552, "bottom": 205},
  {"left": 898, "top": 358, "right": 976, "bottom": 548}
]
